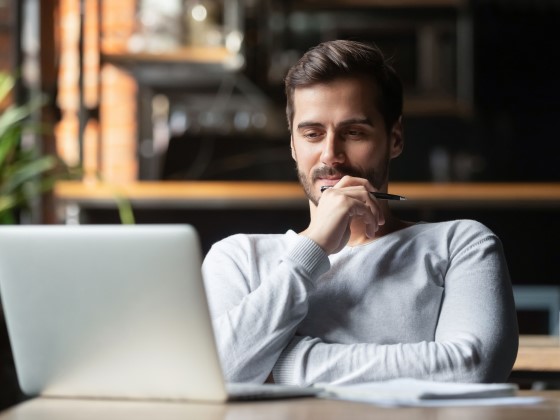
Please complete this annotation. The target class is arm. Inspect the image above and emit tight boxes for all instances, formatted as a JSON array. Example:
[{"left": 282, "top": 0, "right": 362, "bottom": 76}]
[
  {"left": 203, "top": 176, "right": 382, "bottom": 383},
  {"left": 202, "top": 232, "right": 330, "bottom": 383},
  {"left": 272, "top": 233, "right": 519, "bottom": 385}
]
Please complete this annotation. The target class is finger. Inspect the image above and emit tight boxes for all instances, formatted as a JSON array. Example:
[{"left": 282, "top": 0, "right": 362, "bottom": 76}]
[
  {"left": 366, "top": 193, "right": 385, "bottom": 226},
  {"left": 339, "top": 187, "right": 385, "bottom": 227},
  {"left": 348, "top": 199, "right": 381, "bottom": 234},
  {"left": 322, "top": 188, "right": 383, "bottom": 232}
]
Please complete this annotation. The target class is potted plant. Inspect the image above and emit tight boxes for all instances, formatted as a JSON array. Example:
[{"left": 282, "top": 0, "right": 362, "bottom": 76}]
[{"left": 0, "top": 72, "right": 78, "bottom": 224}]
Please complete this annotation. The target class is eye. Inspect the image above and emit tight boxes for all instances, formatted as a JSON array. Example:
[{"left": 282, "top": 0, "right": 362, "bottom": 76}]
[
  {"left": 344, "top": 128, "right": 365, "bottom": 139},
  {"left": 301, "top": 130, "right": 323, "bottom": 141}
]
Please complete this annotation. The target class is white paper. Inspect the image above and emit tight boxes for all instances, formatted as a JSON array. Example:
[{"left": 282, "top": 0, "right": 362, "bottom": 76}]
[
  {"left": 320, "top": 394, "right": 545, "bottom": 407},
  {"left": 315, "top": 378, "right": 543, "bottom": 407}
]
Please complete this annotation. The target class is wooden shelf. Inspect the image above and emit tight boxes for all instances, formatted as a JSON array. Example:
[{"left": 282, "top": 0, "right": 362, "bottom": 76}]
[
  {"left": 54, "top": 181, "right": 560, "bottom": 210},
  {"left": 55, "top": 181, "right": 305, "bottom": 209},
  {"left": 390, "top": 182, "right": 560, "bottom": 207},
  {"left": 100, "top": 47, "right": 241, "bottom": 87},
  {"left": 102, "top": 47, "right": 235, "bottom": 65},
  {"left": 293, "top": 0, "right": 465, "bottom": 9}
]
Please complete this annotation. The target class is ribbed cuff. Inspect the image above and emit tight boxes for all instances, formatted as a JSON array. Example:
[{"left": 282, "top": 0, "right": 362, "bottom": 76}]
[
  {"left": 285, "top": 231, "right": 330, "bottom": 282},
  {"left": 272, "top": 335, "right": 304, "bottom": 385}
]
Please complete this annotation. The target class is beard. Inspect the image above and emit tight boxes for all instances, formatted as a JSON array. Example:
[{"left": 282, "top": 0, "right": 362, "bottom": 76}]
[{"left": 296, "top": 159, "right": 390, "bottom": 206}]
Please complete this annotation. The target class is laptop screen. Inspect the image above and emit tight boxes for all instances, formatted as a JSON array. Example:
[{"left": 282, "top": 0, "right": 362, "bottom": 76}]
[{"left": 0, "top": 224, "right": 228, "bottom": 401}]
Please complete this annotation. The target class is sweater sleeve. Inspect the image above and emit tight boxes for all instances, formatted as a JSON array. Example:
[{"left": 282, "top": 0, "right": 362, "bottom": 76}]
[
  {"left": 272, "top": 232, "right": 519, "bottom": 385},
  {"left": 202, "top": 233, "right": 330, "bottom": 383}
]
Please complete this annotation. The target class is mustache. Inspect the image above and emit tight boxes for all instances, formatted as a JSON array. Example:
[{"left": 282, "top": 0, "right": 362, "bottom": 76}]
[{"left": 311, "top": 165, "right": 364, "bottom": 183}]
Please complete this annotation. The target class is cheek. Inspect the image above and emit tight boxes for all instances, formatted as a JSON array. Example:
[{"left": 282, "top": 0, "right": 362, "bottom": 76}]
[
  {"left": 348, "top": 142, "right": 378, "bottom": 161},
  {"left": 347, "top": 143, "right": 389, "bottom": 172},
  {"left": 292, "top": 141, "right": 318, "bottom": 164}
]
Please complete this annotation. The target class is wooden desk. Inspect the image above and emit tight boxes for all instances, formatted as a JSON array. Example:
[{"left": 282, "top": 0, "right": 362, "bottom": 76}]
[
  {"left": 1, "top": 392, "right": 559, "bottom": 420},
  {"left": 514, "top": 335, "right": 560, "bottom": 372}
]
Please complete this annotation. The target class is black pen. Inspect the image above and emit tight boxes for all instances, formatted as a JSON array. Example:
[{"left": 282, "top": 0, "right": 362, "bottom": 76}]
[{"left": 320, "top": 185, "right": 407, "bottom": 201}]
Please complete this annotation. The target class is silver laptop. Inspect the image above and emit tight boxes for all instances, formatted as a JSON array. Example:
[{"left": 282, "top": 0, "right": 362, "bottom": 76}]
[{"left": 0, "top": 224, "right": 317, "bottom": 402}]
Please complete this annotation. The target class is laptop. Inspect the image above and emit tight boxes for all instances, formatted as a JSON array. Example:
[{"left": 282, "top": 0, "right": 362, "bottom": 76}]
[{"left": 0, "top": 224, "right": 318, "bottom": 402}]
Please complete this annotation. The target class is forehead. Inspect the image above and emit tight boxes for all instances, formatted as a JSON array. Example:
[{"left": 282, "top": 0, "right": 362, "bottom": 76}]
[{"left": 292, "top": 77, "right": 380, "bottom": 122}]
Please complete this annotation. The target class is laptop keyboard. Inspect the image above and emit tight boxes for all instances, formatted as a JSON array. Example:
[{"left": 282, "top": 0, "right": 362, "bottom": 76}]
[{"left": 226, "top": 383, "right": 319, "bottom": 400}]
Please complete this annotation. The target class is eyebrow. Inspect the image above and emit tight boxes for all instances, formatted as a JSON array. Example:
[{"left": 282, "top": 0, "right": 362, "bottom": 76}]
[
  {"left": 296, "top": 118, "right": 374, "bottom": 130},
  {"left": 339, "top": 118, "right": 374, "bottom": 127}
]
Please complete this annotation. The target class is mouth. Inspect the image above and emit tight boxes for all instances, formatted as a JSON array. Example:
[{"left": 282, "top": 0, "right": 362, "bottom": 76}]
[
  {"left": 317, "top": 177, "right": 341, "bottom": 190},
  {"left": 312, "top": 166, "right": 354, "bottom": 191}
]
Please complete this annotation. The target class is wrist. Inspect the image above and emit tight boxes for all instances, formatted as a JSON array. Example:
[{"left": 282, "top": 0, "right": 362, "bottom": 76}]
[{"left": 286, "top": 233, "right": 330, "bottom": 279}]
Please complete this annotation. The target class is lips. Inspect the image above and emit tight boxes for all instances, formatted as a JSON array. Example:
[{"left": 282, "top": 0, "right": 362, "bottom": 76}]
[
  {"left": 312, "top": 165, "right": 359, "bottom": 189},
  {"left": 318, "top": 178, "right": 341, "bottom": 188}
]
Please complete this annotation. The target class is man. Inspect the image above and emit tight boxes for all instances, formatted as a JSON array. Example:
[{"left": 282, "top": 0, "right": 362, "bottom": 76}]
[{"left": 202, "top": 40, "right": 518, "bottom": 385}]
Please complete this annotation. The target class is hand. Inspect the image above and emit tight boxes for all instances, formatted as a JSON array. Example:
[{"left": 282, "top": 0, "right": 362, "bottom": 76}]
[{"left": 301, "top": 176, "right": 385, "bottom": 254}]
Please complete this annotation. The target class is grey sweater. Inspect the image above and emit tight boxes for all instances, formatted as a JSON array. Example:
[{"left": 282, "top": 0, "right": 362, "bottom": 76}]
[{"left": 202, "top": 220, "right": 519, "bottom": 386}]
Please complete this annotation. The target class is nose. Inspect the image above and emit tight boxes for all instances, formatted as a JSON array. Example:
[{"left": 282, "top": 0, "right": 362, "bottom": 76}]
[{"left": 320, "top": 133, "right": 345, "bottom": 166}]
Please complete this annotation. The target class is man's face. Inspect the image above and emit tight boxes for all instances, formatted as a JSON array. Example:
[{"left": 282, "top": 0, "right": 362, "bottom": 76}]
[{"left": 290, "top": 76, "right": 403, "bottom": 206}]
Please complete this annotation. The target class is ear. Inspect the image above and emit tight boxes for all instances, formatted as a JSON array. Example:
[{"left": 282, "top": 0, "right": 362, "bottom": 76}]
[
  {"left": 290, "top": 135, "right": 297, "bottom": 161},
  {"left": 389, "top": 116, "right": 404, "bottom": 159}
]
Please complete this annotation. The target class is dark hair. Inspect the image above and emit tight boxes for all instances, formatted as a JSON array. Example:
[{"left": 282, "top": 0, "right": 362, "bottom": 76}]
[{"left": 284, "top": 40, "right": 403, "bottom": 134}]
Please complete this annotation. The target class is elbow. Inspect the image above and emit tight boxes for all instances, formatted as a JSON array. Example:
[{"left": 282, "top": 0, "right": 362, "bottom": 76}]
[
  {"left": 447, "top": 332, "right": 519, "bottom": 383},
  {"left": 485, "top": 331, "right": 518, "bottom": 383},
  {"left": 479, "top": 324, "right": 519, "bottom": 383}
]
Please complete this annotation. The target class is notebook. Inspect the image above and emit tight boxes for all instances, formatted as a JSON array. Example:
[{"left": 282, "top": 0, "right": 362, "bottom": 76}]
[{"left": 0, "top": 224, "right": 318, "bottom": 402}]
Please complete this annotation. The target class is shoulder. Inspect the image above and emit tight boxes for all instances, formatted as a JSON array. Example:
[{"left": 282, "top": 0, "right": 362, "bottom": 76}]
[
  {"left": 410, "top": 219, "right": 501, "bottom": 257},
  {"left": 423, "top": 219, "right": 494, "bottom": 238},
  {"left": 443, "top": 219, "right": 498, "bottom": 247},
  {"left": 410, "top": 219, "right": 499, "bottom": 249}
]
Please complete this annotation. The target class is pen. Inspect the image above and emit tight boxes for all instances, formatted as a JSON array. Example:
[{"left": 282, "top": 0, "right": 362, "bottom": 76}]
[{"left": 320, "top": 185, "right": 407, "bottom": 201}]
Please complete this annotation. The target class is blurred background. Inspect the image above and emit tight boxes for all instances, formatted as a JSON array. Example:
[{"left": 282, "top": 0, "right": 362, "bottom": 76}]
[{"left": 0, "top": 0, "right": 559, "bottom": 408}]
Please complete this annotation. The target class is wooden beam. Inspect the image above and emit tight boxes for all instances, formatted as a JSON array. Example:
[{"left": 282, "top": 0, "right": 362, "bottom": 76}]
[{"left": 39, "top": 0, "right": 58, "bottom": 223}]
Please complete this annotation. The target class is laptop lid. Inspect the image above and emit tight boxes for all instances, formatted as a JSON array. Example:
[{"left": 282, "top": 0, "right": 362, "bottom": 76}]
[{"left": 0, "top": 224, "right": 229, "bottom": 402}]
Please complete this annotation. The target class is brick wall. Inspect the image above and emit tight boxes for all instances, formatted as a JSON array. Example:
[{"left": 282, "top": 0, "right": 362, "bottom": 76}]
[
  {"left": 99, "top": 0, "right": 138, "bottom": 183},
  {"left": 56, "top": 0, "right": 81, "bottom": 168},
  {"left": 56, "top": 0, "right": 138, "bottom": 184}
]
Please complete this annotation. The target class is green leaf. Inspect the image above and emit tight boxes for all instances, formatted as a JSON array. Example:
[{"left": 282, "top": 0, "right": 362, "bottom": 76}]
[
  {"left": 0, "top": 194, "right": 17, "bottom": 213},
  {"left": 0, "top": 71, "right": 81, "bottom": 224},
  {"left": 115, "top": 193, "right": 136, "bottom": 225},
  {"left": 0, "top": 95, "right": 45, "bottom": 140},
  {"left": 0, "top": 127, "right": 20, "bottom": 170},
  {"left": 0, "top": 210, "right": 17, "bottom": 224},
  {"left": 0, "top": 105, "right": 31, "bottom": 140},
  {"left": 0, "top": 155, "right": 58, "bottom": 195},
  {"left": 0, "top": 73, "right": 15, "bottom": 104}
]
